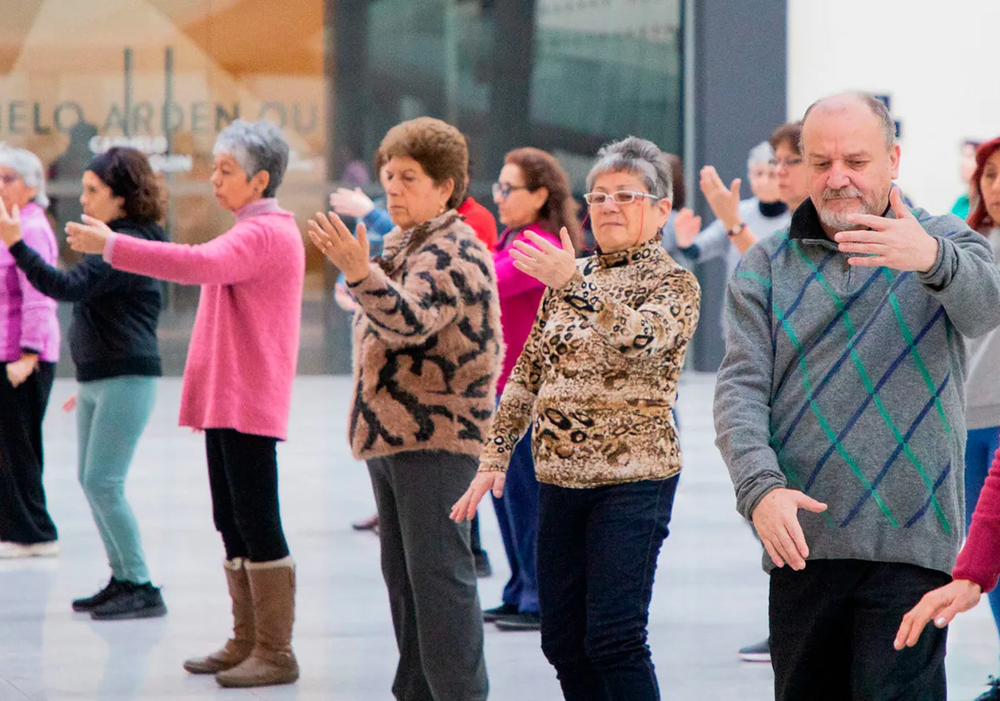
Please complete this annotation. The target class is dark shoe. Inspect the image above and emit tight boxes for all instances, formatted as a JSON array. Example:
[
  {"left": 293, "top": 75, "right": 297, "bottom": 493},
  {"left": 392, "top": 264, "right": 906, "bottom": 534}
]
[
  {"left": 351, "top": 514, "right": 379, "bottom": 532},
  {"left": 738, "top": 637, "right": 770, "bottom": 663},
  {"left": 482, "top": 603, "right": 519, "bottom": 622},
  {"left": 974, "top": 675, "right": 1000, "bottom": 701},
  {"left": 72, "top": 577, "right": 125, "bottom": 612},
  {"left": 90, "top": 582, "right": 167, "bottom": 621},
  {"left": 474, "top": 551, "right": 492, "bottom": 578},
  {"left": 494, "top": 612, "right": 541, "bottom": 631}
]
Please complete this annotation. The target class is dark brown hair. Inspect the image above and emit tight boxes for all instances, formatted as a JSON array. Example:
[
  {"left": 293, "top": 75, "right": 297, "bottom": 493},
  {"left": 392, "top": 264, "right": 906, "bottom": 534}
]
[
  {"left": 374, "top": 117, "right": 468, "bottom": 210},
  {"left": 504, "top": 147, "right": 581, "bottom": 251},
  {"left": 664, "top": 153, "right": 685, "bottom": 209},
  {"left": 969, "top": 137, "right": 1000, "bottom": 233},
  {"left": 86, "top": 147, "right": 163, "bottom": 221},
  {"left": 770, "top": 122, "right": 803, "bottom": 156}
]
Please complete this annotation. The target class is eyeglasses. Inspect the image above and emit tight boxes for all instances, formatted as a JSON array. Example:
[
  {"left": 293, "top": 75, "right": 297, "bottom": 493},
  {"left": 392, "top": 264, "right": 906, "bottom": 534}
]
[
  {"left": 583, "top": 190, "right": 660, "bottom": 206},
  {"left": 0, "top": 174, "right": 21, "bottom": 185},
  {"left": 769, "top": 157, "right": 803, "bottom": 169},
  {"left": 492, "top": 182, "right": 531, "bottom": 199}
]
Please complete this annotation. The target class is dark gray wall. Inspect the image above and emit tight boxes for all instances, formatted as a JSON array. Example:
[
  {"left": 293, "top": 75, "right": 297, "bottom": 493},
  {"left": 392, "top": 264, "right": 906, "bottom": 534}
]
[{"left": 688, "top": 0, "right": 786, "bottom": 371}]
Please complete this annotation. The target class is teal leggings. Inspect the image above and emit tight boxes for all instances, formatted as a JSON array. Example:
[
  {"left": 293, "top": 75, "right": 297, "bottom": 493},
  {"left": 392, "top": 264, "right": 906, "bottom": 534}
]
[{"left": 77, "top": 376, "right": 157, "bottom": 584}]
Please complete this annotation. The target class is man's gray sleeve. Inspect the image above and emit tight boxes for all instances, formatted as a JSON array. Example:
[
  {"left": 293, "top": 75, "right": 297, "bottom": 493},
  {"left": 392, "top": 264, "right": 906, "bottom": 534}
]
[
  {"left": 919, "top": 219, "right": 1000, "bottom": 339},
  {"left": 714, "top": 247, "right": 786, "bottom": 521}
]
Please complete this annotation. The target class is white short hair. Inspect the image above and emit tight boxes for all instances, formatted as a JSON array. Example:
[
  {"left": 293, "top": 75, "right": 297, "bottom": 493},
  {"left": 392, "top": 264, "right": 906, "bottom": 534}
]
[{"left": 0, "top": 145, "right": 49, "bottom": 208}]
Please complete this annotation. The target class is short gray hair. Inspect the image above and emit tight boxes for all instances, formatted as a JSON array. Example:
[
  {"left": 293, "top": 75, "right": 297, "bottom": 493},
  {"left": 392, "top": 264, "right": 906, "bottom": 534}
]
[
  {"left": 801, "top": 92, "right": 897, "bottom": 150},
  {"left": 213, "top": 119, "right": 289, "bottom": 198},
  {"left": 0, "top": 145, "right": 49, "bottom": 208},
  {"left": 747, "top": 141, "right": 773, "bottom": 171},
  {"left": 586, "top": 136, "right": 673, "bottom": 201}
]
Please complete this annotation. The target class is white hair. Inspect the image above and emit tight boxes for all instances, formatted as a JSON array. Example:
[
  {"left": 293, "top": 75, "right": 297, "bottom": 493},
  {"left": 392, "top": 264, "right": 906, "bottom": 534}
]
[
  {"left": 0, "top": 145, "right": 49, "bottom": 208},
  {"left": 747, "top": 141, "right": 774, "bottom": 171},
  {"left": 213, "top": 120, "right": 289, "bottom": 198}
]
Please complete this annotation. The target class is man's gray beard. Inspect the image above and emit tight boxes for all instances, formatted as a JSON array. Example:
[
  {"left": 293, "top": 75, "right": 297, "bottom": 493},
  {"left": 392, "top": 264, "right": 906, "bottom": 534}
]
[{"left": 818, "top": 207, "right": 862, "bottom": 232}]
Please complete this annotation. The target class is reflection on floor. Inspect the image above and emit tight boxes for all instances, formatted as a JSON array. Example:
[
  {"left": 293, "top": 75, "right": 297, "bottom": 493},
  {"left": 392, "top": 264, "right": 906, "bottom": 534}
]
[{"left": 0, "top": 373, "right": 996, "bottom": 700}]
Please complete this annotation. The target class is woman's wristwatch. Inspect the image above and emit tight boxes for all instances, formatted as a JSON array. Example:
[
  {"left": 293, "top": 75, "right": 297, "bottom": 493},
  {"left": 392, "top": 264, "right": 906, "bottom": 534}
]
[{"left": 727, "top": 222, "right": 746, "bottom": 237}]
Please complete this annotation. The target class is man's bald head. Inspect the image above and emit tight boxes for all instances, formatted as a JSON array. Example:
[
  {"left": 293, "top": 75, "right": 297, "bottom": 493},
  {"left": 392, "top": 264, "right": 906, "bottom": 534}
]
[{"left": 802, "top": 92, "right": 896, "bottom": 152}]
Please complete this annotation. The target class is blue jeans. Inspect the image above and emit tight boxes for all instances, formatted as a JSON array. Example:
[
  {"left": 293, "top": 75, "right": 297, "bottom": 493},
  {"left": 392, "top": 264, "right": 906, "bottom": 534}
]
[
  {"left": 537, "top": 476, "right": 679, "bottom": 701},
  {"left": 77, "top": 376, "right": 157, "bottom": 584},
  {"left": 491, "top": 430, "right": 540, "bottom": 613},
  {"left": 965, "top": 426, "right": 1000, "bottom": 651}
]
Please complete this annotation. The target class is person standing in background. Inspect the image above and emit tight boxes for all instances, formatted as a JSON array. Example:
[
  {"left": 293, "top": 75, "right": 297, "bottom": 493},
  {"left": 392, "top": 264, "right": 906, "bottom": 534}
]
[{"left": 0, "top": 146, "right": 60, "bottom": 559}]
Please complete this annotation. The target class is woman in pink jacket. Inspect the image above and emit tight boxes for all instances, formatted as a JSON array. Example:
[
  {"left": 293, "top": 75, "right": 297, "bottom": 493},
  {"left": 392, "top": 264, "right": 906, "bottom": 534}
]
[
  {"left": 0, "top": 146, "right": 60, "bottom": 558},
  {"left": 482, "top": 147, "right": 580, "bottom": 631},
  {"left": 66, "top": 120, "right": 304, "bottom": 690}
]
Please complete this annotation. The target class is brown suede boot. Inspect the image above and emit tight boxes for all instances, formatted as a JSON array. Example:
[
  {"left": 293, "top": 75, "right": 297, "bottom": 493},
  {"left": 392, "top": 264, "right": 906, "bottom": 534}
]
[
  {"left": 216, "top": 556, "right": 298, "bottom": 688},
  {"left": 183, "top": 558, "right": 255, "bottom": 674}
]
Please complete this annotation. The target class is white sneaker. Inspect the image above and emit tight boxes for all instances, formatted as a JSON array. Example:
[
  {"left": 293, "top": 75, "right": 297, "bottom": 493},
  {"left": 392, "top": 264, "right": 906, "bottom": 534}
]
[{"left": 0, "top": 541, "right": 59, "bottom": 559}]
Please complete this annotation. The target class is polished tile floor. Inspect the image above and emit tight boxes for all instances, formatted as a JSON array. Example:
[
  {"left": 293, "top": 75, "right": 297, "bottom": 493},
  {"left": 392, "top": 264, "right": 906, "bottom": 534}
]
[{"left": 0, "top": 373, "right": 998, "bottom": 700}]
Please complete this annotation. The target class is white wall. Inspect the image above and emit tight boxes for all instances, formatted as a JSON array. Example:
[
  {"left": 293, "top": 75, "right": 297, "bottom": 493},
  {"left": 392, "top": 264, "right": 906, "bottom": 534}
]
[{"left": 787, "top": 0, "right": 1000, "bottom": 215}]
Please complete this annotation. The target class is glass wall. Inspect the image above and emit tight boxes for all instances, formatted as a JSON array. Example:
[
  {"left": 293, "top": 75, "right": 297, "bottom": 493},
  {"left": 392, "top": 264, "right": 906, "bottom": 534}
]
[{"left": 0, "top": 0, "right": 683, "bottom": 375}]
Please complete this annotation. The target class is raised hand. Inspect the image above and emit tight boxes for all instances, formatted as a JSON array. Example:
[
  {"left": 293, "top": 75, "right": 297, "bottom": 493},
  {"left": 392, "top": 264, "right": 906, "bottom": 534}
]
[
  {"left": 308, "top": 211, "right": 372, "bottom": 284},
  {"left": 510, "top": 227, "right": 576, "bottom": 289},
  {"left": 0, "top": 198, "right": 22, "bottom": 248},
  {"left": 329, "top": 187, "right": 376, "bottom": 219},
  {"left": 451, "top": 471, "right": 507, "bottom": 522},
  {"left": 700, "top": 166, "right": 742, "bottom": 230},
  {"left": 751, "top": 487, "right": 828, "bottom": 570},
  {"left": 894, "top": 579, "right": 981, "bottom": 650},
  {"left": 66, "top": 215, "right": 114, "bottom": 254},
  {"left": 835, "top": 188, "right": 939, "bottom": 272},
  {"left": 673, "top": 208, "right": 702, "bottom": 249}
]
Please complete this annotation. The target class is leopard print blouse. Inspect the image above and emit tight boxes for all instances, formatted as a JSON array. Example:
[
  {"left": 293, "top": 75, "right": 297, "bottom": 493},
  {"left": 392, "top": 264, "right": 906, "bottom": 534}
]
[
  {"left": 347, "top": 210, "right": 503, "bottom": 461},
  {"left": 479, "top": 238, "right": 700, "bottom": 488}
]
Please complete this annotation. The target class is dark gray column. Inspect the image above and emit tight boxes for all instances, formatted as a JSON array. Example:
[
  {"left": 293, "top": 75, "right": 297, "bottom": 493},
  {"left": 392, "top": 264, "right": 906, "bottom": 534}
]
[{"left": 687, "top": 0, "right": 786, "bottom": 371}]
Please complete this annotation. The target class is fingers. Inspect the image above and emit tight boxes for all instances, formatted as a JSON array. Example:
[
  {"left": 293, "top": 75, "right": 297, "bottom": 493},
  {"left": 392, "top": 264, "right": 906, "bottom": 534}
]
[
  {"left": 796, "top": 494, "right": 829, "bottom": 514},
  {"left": 842, "top": 213, "right": 890, "bottom": 230},
  {"left": 511, "top": 240, "right": 545, "bottom": 261},
  {"left": 729, "top": 178, "right": 742, "bottom": 200},
  {"left": 0, "top": 197, "right": 8, "bottom": 218},
  {"left": 846, "top": 256, "right": 890, "bottom": 268},
  {"left": 10, "top": 204, "right": 18, "bottom": 222},
  {"left": 890, "top": 186, "right": 915, "bottom": 219},
  {"left": 837, "top": 241, "right": 888, "bottom": 255},
  {"left": 450, "top": 490, "right": 472, "bottom": 522},
  {"left": 895, "top": 593, "right": 946, "bottom": 649},
  {"left": 760, "top": 536, "right": 786, "bottom": 568},
  {"left": 558, "top": 226, "right": 573, "bottom": 251},
  {"left": 524, "top": 231, "right": 560, "bottom": 254},
  {"left": 464, "top": 480, "right": 492, "bottom": 521},
  {"left": 492, "top": 473, "right": 506, "bottom": 498},
  {"left": 773, "top": 522, "right": 807, "bottom": 570}
]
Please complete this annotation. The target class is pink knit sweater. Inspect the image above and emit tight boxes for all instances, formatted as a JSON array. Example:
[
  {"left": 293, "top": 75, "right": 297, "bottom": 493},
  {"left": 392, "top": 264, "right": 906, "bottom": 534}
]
[{"left": 104, "top": 199, "right": 304, "bottom": 440}]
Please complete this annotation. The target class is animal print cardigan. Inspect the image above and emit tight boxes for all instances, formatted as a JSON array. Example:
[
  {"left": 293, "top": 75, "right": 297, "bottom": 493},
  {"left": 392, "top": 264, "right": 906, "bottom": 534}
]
[
  {"left": 346, "top": 210, "right": 503, "bottom": 461},
  {"left": 479, "top": 238, "right": 701, "bottom": 488}
]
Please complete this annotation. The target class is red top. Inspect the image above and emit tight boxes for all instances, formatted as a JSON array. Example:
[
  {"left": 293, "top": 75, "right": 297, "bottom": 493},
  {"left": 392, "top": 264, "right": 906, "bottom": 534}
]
[
  {"left": 954, "top": 444, "right": 1000, "bottom": 591},
  {"left": 458, "top": 196, "right": 497, "bottom": 251}
]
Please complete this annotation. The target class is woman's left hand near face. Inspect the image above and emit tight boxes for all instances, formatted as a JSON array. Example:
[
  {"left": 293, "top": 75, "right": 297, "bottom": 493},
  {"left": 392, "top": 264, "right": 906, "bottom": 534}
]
[
  {"left": 511, "top": 227, "right": 576, "bottom": 289},
  {"left": 66, "top": 215, "right": 113, "bottom": 255},
  {"left": 0, "top": 198, "right": 23, "bottom": 248},
  {"left": 308, "top": 211, "right": 371, "bottom": 284}
]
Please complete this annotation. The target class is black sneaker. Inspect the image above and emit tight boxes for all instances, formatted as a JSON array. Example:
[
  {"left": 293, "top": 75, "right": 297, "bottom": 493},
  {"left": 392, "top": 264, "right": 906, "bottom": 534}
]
[
  {"left": 90, "top": 582, "right": 167, "bottom": 621},
  {"left": 482, "top": 603, "right": 519, "bottom": 622},
  {"left": 495, "top": 612, "right": 541, "bottom": 631},
  {"left": 975, "top": 675, "right": 1000, "bottom": 701},
  {"left": 738, "top": 637, "right": 771, "bottom": 663},
  {"left": 474, "top": 551, "right": 492, "bottom": 578},
  {"left": 72, "top": 578, "right": 125, "bottom": 612}
]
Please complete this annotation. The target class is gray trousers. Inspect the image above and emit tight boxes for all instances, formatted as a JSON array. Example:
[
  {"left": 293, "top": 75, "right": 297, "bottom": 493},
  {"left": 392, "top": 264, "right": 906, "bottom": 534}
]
[{"left": 367, "top": 450, "right": 489, "bottom": 701}]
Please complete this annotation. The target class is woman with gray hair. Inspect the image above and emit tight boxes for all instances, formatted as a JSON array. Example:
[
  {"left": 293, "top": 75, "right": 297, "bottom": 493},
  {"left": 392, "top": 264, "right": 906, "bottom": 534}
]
[
  {"left": 0, "top": 145, "right": 60, "bottom": 558},
  {"left": 65, "top": 119, "right": 304, "bottom": 689},
  {"left": 453, "top": 136, "right": 701, "bottom": 700}
]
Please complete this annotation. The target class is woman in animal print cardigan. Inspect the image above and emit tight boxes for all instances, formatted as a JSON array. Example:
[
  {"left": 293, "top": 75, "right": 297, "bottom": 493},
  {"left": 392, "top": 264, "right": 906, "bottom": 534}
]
[
  {"left": 309, "top": 117, "right": 499, "bottom": 701},
  {"left": 453, "top": 137, "right": 701, "bottom": 701}
]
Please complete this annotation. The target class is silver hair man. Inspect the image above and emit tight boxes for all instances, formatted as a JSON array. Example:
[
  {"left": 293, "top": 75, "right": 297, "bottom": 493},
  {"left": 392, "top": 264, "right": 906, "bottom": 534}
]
[
  {"left": 747, "top": 141, "right": 774, "bottom": 171},
  {"left": 586, "top": 136, "right": 673, "bottom": 202},
  {"left": 0, "top": 145, "right": 49, "bottom": 208},
  {"left": 213, "top": 120, "right": 290, "bottom": 198}
]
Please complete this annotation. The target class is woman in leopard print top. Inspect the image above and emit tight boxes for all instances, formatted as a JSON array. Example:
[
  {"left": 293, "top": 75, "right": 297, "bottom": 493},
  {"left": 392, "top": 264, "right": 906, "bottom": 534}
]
[
  {"left": 454, "top": 137, "right": 700, "bottom": 701},
  {"left": 310, "top": 118, "right": 498, "bottom": 701}
]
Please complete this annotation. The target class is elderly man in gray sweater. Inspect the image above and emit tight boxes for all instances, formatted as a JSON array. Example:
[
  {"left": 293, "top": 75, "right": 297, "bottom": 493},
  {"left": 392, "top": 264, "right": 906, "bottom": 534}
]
[{"left": 714, "top": 91, "right": 1000, "bottom": 700}]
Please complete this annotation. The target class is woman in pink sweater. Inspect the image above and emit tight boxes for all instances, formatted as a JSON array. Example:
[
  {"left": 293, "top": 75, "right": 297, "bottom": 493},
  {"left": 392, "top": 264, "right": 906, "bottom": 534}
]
[
  {"left": 66, "top": 120, "right": 304, "bottom": 690},
  {"left": 483, "top": 147, "right": 580, "bottom": 632}
]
